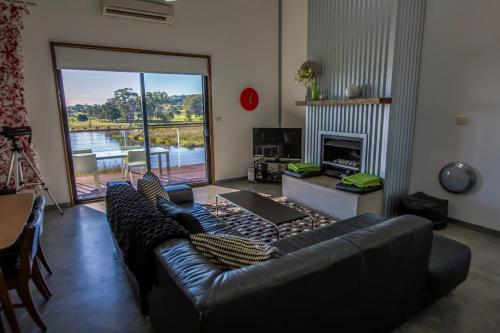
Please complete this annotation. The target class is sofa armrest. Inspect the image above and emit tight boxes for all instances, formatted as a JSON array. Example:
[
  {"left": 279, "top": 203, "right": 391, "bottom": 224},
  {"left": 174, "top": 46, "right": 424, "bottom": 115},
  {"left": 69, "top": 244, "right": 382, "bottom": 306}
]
[
  {"left": 154, "top": 239, "right": 222, "bottom": 308},
  {"left": 149, "top": 239, "right": 222, "bottom": 332},
  {"left": 107, "top": 180, "right": 131, "bottom": 188},
  {"left": 164, "top": 184, "right": 194, "bottom": 205}
]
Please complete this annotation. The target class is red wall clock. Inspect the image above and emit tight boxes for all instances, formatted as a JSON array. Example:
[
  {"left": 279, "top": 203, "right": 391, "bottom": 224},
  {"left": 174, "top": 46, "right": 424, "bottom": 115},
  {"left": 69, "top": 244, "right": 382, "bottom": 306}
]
[{"left": 240, "top": 88, "right": 259, "bottom": 112}]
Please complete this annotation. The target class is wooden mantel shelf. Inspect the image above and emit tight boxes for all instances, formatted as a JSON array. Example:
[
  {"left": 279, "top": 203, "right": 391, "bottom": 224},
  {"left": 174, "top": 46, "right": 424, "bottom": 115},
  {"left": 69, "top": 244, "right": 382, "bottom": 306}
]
[{"left": 296, "top": 97, "right": 392, "bottom": 107}]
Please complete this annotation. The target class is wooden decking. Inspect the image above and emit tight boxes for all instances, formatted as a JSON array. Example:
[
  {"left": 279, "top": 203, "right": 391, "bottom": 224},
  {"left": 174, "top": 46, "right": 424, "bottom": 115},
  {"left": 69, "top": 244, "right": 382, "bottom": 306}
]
[{"left": 75, "top": 164, "right": 206, "bottom": 200}]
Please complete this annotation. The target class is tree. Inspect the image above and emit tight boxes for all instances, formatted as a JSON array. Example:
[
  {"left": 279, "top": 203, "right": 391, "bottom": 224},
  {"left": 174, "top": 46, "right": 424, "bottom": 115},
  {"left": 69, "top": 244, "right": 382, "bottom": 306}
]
[
  {"left": 159, "top": 104, "right": 177, "bottom": 122},
  {"left": 65, "top": 88, "right": 206, "bottom": 127},
  {"left": 182, "top": 95, "right": 203, "bottom": 121},
  {"left": 184, "top": 108, "right": 192, "bottom": 122},
  {"left": 109, "top": 88, "right": 140, "bottom": 123},
  {"left": 103, "top": 100, "right": 121, "bottom": 122},
  {"left": 145, "top": 91, "right": 170, "bottom": 121},
  {"left": 87, "top": 104, "right": 104, "bottom": 119},
  {"left": 67, "top": 104, "right": 88, "bottom": 117},
  {"left": 77, "top": 114, "right": 88, "bottom": 122}
]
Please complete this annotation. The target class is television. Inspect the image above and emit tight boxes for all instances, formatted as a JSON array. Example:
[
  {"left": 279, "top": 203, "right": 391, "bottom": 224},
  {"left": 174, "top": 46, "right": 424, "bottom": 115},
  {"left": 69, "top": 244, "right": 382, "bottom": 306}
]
[{"left": 253, "top": 128, "right": 302, "bottom": 159}]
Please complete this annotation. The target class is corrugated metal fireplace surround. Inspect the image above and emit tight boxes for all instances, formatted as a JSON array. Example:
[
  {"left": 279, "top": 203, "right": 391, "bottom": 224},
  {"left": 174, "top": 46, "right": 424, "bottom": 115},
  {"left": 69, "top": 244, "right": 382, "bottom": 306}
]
[{"left": 305, "top": 0, "right": 427, "bottom": 214}]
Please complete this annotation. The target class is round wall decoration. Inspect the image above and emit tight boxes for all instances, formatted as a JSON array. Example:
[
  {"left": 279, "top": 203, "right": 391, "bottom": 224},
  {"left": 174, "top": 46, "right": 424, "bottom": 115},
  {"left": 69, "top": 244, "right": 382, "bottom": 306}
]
[
  {"left": 240, "top": 88, "right": 259, "bottom": 112},
  {"left": 439, "top": 162, "right": 476, "bottom": 194}
]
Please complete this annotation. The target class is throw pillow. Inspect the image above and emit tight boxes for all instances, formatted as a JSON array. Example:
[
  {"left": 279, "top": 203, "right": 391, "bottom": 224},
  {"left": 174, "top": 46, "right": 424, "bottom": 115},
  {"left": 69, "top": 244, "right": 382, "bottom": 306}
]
[
  {"left": 190, "top": 233, "right": 280, "bottom": 271},
  {"left": 137, "top": 170, "right": 169, "bottom": 204},
  {"left": 157, "top": 197, "right": 205, "bottom": 234}
]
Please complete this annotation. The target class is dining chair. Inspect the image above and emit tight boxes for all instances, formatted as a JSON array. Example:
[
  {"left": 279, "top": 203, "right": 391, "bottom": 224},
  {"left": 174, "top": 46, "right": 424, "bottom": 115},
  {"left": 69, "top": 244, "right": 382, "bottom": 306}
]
[
  {"left": 72, "top": 149, "right": 92, "bottom": 155},
  {"left": 73, "top": 153, "right": 100, "bottom": 190},
  {"left": 1, "top": 210, "right": 49, "bottom": 331},
  {"left": 124, "top": 150, "right": 147, "bottom": 183},
  {"left": 0, "top": 267, "right": 20, "bottom": 333},
  {"left": 33, "top": 195, "right": 52, "bottom": 275}
]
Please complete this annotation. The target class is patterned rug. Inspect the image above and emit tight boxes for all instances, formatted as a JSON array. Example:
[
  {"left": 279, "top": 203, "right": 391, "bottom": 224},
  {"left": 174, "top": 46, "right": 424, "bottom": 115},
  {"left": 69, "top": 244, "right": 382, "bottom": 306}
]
[{"left": 202, "top": 193, "right": 337, "bottom": 244}]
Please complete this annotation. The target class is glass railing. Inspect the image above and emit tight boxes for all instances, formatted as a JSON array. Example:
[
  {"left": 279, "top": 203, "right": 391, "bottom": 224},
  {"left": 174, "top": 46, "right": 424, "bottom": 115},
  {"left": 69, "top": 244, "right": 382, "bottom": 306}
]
[
  {"left": 70, "top": 123, "right": 207, "bottom": 199},
  {"left": 69, "top": 123, "right": 205, "bottom": 172}
]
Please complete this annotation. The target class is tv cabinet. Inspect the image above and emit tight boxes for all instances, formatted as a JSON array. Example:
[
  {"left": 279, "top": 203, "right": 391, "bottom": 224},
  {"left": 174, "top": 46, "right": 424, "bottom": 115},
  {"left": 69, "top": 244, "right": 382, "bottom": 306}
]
[{"left": 253, "top": 158, "right": 298, "bottom": 183}]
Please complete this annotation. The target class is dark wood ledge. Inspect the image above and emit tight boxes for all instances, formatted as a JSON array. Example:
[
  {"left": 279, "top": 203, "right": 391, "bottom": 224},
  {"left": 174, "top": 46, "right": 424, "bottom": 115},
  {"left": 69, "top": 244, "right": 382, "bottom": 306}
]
[{"left": 296, "top": 97, "right": 392, "bottom": 107}]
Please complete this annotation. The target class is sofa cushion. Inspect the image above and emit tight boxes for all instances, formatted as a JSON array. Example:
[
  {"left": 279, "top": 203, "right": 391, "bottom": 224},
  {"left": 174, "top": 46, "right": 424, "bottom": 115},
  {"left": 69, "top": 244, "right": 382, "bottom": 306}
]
[
  {"left": 137, "top": 171, "right": 169, "bottom": 204},
  {"left": 189, "top": 233, "right": 280, "bottom": 271},
  {"left": 157, "top": 197, "right": 205, "bottom": 234},
  {"left": 427, "top": 234, "right": 471, "bottom": 302},
  {"left": 184, "top": 203, "right": 241, "bottom": 236},
  {"left": 272, "top": 213, "right": 386, "bottom": 254}
]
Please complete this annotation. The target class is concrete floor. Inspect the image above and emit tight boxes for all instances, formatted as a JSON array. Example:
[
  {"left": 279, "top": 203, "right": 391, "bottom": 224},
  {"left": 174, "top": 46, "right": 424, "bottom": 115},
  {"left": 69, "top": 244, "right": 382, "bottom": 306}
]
[{"left": 6, "top": 181, "right": 500, "bottom": 332}]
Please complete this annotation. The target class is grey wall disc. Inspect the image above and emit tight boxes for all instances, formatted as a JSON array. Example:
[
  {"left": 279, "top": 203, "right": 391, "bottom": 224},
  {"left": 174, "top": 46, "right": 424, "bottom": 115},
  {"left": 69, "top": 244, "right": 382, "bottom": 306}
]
[{"left": 439, "top": 163, "right": 476, "bottom": 194}]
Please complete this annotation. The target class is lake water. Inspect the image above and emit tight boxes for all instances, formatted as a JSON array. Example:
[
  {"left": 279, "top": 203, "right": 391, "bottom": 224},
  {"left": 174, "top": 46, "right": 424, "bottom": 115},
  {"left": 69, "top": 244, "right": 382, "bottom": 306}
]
[{"left": 70, "top": 130, "right": 206, "bottom": 170}]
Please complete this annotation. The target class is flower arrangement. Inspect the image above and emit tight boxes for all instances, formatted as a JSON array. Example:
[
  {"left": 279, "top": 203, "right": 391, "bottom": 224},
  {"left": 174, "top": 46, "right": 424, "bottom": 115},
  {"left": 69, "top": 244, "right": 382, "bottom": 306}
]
[{"left": 295, "top": 61, "right": 320, "bottom": 88}]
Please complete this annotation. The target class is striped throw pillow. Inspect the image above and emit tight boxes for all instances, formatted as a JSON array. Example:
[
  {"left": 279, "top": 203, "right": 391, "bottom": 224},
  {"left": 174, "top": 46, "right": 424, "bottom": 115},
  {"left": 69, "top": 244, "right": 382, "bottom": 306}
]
[
  {"left": 137, "top": 171, "right": 169, "bottom": 204},
  {"left": 190, "top": 233, "right": 280, "bottom": 270}
]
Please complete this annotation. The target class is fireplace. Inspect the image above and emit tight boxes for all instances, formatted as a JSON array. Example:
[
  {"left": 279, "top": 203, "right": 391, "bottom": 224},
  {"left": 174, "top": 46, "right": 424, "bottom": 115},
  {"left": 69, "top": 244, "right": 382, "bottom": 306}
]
[{"left": 320, "top": 131, "right": 367, "bottom": 178}]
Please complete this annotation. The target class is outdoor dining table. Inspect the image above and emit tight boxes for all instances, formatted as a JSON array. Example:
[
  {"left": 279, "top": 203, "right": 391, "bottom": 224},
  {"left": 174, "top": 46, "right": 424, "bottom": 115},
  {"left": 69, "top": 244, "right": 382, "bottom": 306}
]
[{"left": 75, "top": 147, "right": 171, "bottom": 176}]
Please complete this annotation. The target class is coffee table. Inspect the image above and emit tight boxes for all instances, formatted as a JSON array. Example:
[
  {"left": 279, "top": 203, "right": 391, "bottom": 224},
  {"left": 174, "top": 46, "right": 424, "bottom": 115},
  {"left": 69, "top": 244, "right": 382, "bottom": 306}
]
[{"left": 215, "top": 190, "right": 312, "bottom": 239}]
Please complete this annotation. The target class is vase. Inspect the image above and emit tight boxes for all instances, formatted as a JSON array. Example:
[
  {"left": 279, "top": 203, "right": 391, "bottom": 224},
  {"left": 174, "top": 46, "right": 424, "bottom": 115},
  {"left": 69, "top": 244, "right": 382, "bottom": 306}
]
[
  {"left": 305, "top": 87, "right": 312, "bottom": 102},
  {"left": 311, "top": 83, "right": 320, "bottom": 101},
  {"left": 345, "top": 84, "right": 361, "bottom": 99}
]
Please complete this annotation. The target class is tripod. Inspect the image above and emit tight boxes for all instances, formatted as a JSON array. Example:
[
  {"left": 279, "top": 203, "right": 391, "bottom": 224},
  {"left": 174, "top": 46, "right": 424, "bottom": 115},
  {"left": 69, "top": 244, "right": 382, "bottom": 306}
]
[{"left": 2, "top": 135, "right": 63, "bottom": 215}]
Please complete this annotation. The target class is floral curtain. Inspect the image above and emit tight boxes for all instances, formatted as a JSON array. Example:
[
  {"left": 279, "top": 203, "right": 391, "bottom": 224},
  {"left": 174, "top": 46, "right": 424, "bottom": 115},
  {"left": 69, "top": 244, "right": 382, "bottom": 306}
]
[{"left": 0, "top": 2, "right": 38, "bottom": 189}]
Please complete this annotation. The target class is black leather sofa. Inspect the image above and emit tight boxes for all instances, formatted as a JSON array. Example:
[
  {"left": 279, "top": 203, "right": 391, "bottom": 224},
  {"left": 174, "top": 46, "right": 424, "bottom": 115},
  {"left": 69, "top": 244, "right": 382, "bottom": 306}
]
[{"left": 106, "top": 183, "right": 471, "bottom": 333}]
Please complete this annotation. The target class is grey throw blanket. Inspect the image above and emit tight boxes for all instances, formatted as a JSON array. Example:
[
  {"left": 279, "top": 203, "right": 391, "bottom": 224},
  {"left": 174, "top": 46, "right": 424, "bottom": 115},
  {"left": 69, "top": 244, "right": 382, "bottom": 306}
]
[{"left": 106, "top": 184, "right": 188, "bottom": 292}]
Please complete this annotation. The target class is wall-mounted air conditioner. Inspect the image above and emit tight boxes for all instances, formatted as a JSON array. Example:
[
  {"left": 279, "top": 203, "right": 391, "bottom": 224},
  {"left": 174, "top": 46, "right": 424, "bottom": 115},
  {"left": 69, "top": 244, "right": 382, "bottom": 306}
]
[{"left": 101, "top": 0, "right": 175, "bottom": 24}]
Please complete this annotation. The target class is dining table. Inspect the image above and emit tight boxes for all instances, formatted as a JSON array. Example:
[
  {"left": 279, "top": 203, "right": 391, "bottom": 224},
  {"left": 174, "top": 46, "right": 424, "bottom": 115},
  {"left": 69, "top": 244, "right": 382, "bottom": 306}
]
[
  {"left": 0, "top": 192, "right": 35, "bottom": 250},
  {"left": 73, "top": 147, "right": 171, "bottom": 176},
  {"left": 0, "top": 192, "right": 34, "bottom": 333}
]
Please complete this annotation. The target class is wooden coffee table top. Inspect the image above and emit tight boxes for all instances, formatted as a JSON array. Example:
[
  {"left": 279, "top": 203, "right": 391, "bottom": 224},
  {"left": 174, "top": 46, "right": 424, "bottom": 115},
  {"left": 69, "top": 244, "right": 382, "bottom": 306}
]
[
  {"left": 0, "top": 192, "right": 34, "bottom": 250},
  {"left": 218, "top": 190, "right": 308, "bottom": 225}
]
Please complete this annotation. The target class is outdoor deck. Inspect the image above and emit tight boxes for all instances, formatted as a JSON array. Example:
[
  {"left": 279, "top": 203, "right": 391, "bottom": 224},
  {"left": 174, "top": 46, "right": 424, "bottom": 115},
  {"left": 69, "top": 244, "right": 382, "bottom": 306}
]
[{"left": 75, "top": 164, "right": 206, "bottom": 200}]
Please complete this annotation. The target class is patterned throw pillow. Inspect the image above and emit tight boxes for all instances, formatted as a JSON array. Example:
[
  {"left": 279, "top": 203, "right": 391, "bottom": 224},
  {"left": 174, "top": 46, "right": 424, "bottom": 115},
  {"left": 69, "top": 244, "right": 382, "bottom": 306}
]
[
  {"left": 190, "top": 234, "right": 280, "bottom": 271},
  {"left": 137, "top": 170, "right": 169, "bottom": 204}
]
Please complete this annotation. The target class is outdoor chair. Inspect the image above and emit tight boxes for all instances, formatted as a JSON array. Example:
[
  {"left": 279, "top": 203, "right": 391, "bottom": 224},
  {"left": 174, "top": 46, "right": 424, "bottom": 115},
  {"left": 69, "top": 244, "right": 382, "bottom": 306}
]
[
  {"left": 73, "top": 153, "right": 100, "bottom": 190},
  {"left": 125, "top": 150, "right": 147, "bottom": 183}
]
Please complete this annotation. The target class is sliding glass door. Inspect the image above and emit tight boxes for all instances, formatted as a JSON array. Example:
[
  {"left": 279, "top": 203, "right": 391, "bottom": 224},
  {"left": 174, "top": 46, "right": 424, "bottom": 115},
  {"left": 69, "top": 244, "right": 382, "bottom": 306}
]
[
  {"left": 143, "top": 73, "right": 207, "bottom": 185},
  {"left": 59, "top": 69, "right": 210, "bottom": 202}
]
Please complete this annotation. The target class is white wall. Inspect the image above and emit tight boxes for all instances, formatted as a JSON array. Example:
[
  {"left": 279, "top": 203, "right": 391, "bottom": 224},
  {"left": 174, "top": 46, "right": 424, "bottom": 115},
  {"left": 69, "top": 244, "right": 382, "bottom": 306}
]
[
  {"left": 410, "top": 0, "right": 500, "bottom": 231},
  {"left": 281, "top": 0, "right": 307, "bottom": 128},
  {"left": 22, "top": 0, "right": 279, "bottom": 203}
]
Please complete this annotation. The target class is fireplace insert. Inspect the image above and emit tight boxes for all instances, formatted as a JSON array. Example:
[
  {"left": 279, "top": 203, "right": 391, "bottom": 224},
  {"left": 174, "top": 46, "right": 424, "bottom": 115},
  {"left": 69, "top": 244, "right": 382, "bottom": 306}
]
[{"left": 320, "top": 132, "right": 367, "bottom": 178}]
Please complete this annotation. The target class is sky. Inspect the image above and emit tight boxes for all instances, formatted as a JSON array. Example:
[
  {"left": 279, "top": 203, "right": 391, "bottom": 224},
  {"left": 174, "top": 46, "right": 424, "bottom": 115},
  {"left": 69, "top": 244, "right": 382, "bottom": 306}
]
[{"left": 61, "top": 70, "right": 203, "bottom": 106}]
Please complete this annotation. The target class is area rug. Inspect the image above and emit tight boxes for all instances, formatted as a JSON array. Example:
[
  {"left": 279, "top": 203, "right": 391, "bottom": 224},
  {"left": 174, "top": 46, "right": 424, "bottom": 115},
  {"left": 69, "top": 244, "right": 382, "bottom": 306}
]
[{"left": 202, "top": 194, "right": 337, "bottom": 244}]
